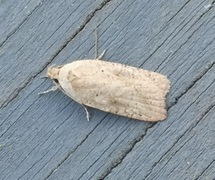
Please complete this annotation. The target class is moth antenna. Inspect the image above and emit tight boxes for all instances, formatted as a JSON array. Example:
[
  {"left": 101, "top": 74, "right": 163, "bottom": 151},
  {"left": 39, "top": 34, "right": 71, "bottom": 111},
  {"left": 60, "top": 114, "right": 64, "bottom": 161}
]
[
  {"left": 94, "top": 27, "right": 106, "bottom": 60},
  {"left": 94, "top": 27, "right": 98, "bottom": 59}
]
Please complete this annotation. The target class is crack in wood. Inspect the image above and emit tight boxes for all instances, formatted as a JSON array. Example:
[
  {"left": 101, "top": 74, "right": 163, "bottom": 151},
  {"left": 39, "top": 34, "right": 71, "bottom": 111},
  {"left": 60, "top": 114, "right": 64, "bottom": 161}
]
[{"left": 0, "top": 0, "right": 112, "bottom": 109}]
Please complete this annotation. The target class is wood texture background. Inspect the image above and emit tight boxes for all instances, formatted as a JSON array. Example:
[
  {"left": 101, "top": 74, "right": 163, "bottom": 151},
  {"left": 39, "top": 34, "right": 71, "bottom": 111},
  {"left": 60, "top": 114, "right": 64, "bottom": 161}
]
[{"left": 1, "top": 0, "right": 215, "bottom": 179}]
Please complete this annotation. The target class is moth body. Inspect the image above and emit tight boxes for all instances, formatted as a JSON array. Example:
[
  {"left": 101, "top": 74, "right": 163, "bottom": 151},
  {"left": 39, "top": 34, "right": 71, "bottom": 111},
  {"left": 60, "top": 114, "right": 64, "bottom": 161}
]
[{"left": 46, "top": 60, "right": 170, "bottom": 122}]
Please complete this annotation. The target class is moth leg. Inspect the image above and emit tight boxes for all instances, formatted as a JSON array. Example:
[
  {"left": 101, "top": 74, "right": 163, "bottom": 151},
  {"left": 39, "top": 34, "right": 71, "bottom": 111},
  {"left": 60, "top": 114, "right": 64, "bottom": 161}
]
[
  {"left": 97, "top": 50, "right": 106, "bottom": 60},
  {"left": 94, "top": 27, "right": 106, "bottom": 60},
  {"left": 38, "top": 86, "right": 59, "bottom": 95},
  {"left": 40, "top": 75, "right": 49, "bottom": 79},
  {"left": 82, "top": 104, "right": 90, "bottom": 121}
]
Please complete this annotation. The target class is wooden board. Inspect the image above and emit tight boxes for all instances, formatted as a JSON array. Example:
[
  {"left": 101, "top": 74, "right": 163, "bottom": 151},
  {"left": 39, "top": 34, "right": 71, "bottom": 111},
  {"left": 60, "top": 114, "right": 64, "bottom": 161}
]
[{"left": 1, "top": 0, "right": 215, "bottom": 179}]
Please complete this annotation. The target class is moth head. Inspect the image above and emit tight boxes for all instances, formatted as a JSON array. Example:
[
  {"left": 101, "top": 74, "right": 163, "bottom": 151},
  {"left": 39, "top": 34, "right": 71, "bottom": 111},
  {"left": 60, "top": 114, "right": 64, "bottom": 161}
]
[{"left": 47, "top": 66, "right": 61, "bottom": 82}]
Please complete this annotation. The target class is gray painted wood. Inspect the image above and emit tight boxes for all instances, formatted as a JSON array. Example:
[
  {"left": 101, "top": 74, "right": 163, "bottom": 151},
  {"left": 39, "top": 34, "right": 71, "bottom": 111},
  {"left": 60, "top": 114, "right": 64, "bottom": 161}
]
[{"left": 1, "top": 0, "right": 215, "bottom": 179}]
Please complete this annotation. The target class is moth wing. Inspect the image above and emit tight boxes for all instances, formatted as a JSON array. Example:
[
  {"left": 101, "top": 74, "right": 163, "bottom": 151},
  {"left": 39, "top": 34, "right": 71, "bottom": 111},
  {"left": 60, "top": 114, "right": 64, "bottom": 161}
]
[{"left": 59, "top": 60, "right": 170, "bottom": 122}]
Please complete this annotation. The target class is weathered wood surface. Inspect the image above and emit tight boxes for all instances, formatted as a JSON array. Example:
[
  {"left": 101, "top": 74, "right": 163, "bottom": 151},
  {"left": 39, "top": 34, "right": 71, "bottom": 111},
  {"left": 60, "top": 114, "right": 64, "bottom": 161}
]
[{"left": 1, "top": 0, "right": 215, "bottom": 179}]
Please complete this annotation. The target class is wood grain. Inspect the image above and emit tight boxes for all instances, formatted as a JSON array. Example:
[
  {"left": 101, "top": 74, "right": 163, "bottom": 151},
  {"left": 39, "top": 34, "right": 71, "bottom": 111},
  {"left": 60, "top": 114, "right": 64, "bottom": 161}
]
[{"left": 1, "top": 0, "right": 215, "bottom": 179}]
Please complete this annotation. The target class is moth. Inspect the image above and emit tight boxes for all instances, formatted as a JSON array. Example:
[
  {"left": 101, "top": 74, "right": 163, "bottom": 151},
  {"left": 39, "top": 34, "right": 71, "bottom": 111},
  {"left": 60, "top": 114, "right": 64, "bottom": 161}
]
[{"left": 39, "top": 31, "right": 170, "bottom": 122}]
